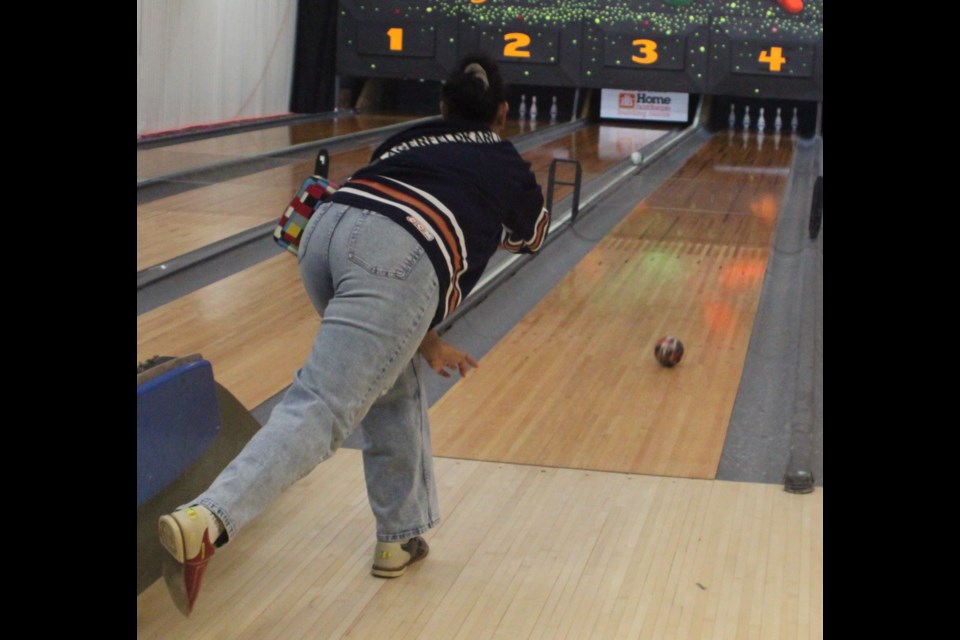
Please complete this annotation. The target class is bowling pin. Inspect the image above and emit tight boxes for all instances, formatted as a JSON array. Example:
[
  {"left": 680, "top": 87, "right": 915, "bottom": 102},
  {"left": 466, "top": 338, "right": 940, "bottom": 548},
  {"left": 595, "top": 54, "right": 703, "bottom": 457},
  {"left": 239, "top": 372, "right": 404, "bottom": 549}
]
[
  {"left": 758, "top": 107, "right": 766, "bottom": 131},
  {"left": 518, "top": 94, "right": 526, "bottom": 119},
  {"left": 774, "top": 107, "right": 783, "bottom": 131},
  {"left": 549, "top": 95, "right": 558, "bottom": 121},
  {"left": 743, "top": 106, "right": 751, "bottom": 131},
  {"left": 728, "top": 104, "right": 736, "bottom": 130},
  {"left": 530, "top": 95, "right": 538, "bottom": 120}
]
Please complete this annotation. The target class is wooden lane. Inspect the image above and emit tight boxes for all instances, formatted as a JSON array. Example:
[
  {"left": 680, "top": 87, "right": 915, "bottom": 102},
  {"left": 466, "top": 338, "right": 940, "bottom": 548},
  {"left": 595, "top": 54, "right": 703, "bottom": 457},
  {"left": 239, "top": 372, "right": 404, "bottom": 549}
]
[
  {"left": 137, "top": 113, "right": 418, "bottom": 181},
  {"left": 521, "top": 123, "right": 668, "bottom": 205},
  {"left": 498, "top": 117, "right": 530, "bottom": 139},
  {"left": 136, "top": 129, "right": 821, "bottom": 639},
  {"left": 136, "top": 123, "right": 669, "bottom": 412},
  {"left": 137, "top": 253, "right": 319, "bottom": 411},
  {"left": 136, "top": 448, "right": 823, "bottom": 639},
  {"left": 136, "top": 117, "right": 570, "bottom": 273},
  {"left": 428, "top": 132, "right": 795, "bottom": 479},
  {"left": 137, "top": 143, "right": 383, "bottom": 272}
]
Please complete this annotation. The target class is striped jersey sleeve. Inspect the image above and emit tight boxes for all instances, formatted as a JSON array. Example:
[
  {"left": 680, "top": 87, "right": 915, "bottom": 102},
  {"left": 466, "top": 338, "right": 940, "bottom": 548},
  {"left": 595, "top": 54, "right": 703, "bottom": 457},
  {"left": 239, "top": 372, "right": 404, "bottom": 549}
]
[{"left": 500, "top": 206, "right": 550, "bottom": 254}]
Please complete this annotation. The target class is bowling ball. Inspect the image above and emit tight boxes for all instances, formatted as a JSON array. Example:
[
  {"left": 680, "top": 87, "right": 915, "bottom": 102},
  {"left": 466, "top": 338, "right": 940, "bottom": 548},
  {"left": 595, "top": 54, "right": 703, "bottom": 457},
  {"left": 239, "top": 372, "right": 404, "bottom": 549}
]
[{"left": 654, "top": 336, "right": 684, "bottom": 367}]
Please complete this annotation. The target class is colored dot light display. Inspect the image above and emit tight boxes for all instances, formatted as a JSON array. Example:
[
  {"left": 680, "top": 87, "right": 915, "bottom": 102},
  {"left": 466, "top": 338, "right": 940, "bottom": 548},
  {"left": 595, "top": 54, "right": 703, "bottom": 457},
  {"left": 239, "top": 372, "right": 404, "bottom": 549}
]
[
  {"left": 709, "top": 0, "right": 822, "bottom": 97},
  {"left": 336, "top": 1, "right": 822, "bottom": 100},
  {"left": 339, "top": 1, "right": 822, "bottom": 36}
]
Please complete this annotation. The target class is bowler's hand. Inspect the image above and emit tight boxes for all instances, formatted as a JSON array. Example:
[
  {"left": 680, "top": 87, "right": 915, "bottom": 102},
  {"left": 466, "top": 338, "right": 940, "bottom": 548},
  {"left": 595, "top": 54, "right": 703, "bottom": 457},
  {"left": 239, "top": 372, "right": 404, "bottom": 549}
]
[{"left": 419, "top": 331, "right": 479, "bottom": 378}]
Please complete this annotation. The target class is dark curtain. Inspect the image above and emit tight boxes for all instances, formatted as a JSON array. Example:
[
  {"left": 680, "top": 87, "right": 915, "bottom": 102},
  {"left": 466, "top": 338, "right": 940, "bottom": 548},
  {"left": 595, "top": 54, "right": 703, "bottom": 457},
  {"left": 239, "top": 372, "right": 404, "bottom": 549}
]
[{"left": 289, "top": 0, "right": 339, "bottom": 113}]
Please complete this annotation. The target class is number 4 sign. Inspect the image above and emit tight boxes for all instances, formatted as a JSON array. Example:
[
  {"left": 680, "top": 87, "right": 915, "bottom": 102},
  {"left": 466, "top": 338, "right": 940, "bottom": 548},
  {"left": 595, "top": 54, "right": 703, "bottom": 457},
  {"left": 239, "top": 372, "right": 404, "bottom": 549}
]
[{"left": 759, "top": 46, "right": 787, "bottom": 72}]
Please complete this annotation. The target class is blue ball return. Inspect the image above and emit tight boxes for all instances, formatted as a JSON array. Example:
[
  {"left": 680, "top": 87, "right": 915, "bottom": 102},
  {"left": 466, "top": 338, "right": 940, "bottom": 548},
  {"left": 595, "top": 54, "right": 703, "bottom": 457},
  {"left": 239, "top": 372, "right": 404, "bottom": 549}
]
[{"left": 137, "top": 354, "right": 221, "bottom": 507}]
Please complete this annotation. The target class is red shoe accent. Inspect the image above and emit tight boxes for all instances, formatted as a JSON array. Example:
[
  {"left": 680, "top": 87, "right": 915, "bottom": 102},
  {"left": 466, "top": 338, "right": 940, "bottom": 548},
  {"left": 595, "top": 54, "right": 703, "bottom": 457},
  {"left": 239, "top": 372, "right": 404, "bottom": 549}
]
[
  {"left": 181, "top": 529, "right": 216, "bottom": 612},
  {"left": 159, "top": 509, "right": 218, "bottom": 616}
]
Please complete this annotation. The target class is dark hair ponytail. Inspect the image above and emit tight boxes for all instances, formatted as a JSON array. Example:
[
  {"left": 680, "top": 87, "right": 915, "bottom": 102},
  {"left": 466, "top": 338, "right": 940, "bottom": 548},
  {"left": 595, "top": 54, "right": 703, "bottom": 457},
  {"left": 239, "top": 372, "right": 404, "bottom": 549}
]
[{"left": 441, "top": 53, "right": 507, "bottom": 125}]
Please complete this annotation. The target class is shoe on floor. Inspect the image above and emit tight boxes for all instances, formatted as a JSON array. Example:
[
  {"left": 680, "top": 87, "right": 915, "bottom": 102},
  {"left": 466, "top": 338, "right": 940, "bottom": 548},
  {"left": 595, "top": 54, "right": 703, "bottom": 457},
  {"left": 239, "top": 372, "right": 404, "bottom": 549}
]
[
  {"left": 371, "top": 536, "right": 429, "bottom": 578},
  {"left": 158, "top": 505, "right": 217, "bottom": 615}
]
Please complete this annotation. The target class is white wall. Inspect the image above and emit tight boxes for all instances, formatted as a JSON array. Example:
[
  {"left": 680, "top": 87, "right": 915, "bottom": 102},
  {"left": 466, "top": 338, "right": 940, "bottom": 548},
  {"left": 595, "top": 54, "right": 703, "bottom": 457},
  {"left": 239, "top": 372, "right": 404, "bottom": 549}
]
[{"left": 137, "top": 0, "right": 298, "bottom": 136}]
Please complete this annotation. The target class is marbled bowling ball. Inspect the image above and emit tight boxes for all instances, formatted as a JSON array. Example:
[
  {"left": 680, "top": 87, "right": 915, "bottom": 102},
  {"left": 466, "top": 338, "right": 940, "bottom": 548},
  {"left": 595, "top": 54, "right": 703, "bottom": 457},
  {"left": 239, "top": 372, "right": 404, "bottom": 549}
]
[{"left": 654, "top": 336, "right": 684, "bottom": 368}]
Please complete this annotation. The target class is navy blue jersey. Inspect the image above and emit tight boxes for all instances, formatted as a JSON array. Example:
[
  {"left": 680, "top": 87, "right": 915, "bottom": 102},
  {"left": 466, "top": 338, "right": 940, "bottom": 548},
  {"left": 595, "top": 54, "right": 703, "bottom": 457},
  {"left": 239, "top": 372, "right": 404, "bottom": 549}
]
[{"left": 331, "top": 117, "right": 549, "bottom": 327}]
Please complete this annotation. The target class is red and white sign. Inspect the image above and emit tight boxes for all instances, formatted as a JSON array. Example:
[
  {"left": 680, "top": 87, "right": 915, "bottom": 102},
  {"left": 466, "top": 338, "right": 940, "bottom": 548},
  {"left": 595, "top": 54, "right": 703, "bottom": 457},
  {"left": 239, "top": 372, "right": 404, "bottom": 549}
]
[{"left": 600, "top": 89, "right": 689, "bottom": 123}]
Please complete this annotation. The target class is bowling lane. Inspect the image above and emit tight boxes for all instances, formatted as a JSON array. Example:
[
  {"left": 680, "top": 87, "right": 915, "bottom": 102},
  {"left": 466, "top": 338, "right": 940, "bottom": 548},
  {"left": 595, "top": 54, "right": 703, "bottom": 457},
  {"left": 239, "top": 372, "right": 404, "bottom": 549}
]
[
  {"left": 521, "top": 123, "right": 669, "bottom": 205},
  {"left": 136, "top": 122, "right": 670, "bottom": 412},
  {"left": 137, "top": 113, "right": 419, "bottom": 182},
  {"left": 497, "top": 117, "right": 531, "bottom": 139},
  {"left": 137, "top": 142, "right": 384, "bottom": 272},
  {"left": 137, "top": 253, "right": 321, "bottom": 412},
  {"left": 136, "top": 117, "right": 573, "bottom": 273},
  {"left": 135, "top": 446, "right": 822, "bottom": 639},
  {"left": 428, "top": 132, "right": 795, "bottom": 479}
]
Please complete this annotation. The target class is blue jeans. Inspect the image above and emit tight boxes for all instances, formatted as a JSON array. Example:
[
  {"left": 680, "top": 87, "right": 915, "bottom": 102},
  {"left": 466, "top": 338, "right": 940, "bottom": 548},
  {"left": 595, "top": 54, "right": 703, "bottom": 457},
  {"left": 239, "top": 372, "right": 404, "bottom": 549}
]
[{"left": 192, "top": 202, "right": 441, "bottom": 543}]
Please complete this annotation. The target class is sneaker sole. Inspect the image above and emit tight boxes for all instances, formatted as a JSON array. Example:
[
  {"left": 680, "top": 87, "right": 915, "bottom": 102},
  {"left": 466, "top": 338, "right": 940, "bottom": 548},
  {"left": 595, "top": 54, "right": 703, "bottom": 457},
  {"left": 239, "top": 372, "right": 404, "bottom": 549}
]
[
  {"left": 371, "top": 565, "right": 408, "bottom": 578},
  {"left": 158, "top": 515, "right": 186, "bottom": 563},
  {"left": 371, "top": 539, "right": 428, "bottom": 578}
]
